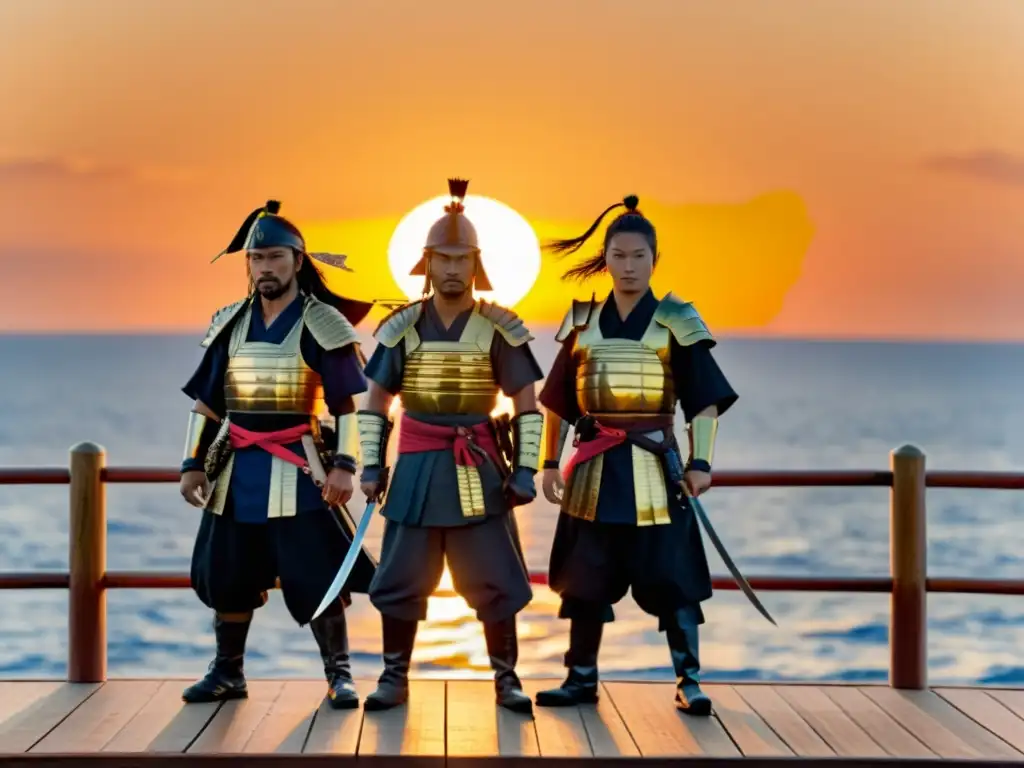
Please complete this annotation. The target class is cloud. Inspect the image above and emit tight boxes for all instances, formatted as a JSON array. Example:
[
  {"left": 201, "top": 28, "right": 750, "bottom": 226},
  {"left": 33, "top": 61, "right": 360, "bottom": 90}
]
[
  {"left": 0, "top": 156, "right": 198, "bottom": 185},
  {"left": 923, "top": 150, "right": 1024, "bottom": 188}
]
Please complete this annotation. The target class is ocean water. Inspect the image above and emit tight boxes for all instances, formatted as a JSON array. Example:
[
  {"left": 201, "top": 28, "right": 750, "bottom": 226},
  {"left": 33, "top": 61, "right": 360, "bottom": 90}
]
[{"left": 1, "top": 332, "right": 1023, "bottom": 685}]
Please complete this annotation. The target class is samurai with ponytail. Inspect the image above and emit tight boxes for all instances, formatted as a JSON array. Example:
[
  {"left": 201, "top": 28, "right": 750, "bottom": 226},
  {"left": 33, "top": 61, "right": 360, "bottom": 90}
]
[{"left": 534, "top": 195, "right": 741, "bottom": 715}]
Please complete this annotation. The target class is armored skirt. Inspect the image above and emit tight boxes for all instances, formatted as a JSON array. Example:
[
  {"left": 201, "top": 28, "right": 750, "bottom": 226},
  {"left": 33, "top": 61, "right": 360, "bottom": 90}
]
[
  {"left": 191, "top": 498, "right": 376, "bottom": 626},
  {"left": 547, "top": 494, "right": 711, "bottom": 625}
]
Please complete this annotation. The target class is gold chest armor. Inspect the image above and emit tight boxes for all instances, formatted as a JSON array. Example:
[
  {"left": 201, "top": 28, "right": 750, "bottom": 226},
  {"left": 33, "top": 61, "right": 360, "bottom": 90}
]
[
  {"left": 208, "top": 305, "right": 324, "bottom": 519},
  {"left": 565, "top": 303, "right": 677, "bottom": 526},
  {"left": 573, "top": 313, "right": 676, "bottom": 418},
  {"left": 223, "top": 305, "right": 324, "bottom": 415},
  {"left": 399, "top": 311, "right": 500, "bottom": 415}
]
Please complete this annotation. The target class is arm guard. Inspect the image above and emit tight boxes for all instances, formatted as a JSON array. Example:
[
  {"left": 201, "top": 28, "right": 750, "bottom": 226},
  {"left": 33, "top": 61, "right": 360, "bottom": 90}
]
[
  {"left": 357, "top": 410, "right": 391, "bottom": 468},
  {"left": 331, "top": 412, "right": 359, "bottom": 474},
  {"left": 541, "top": 411, "right": 570, "bottom": 469},
  {"left": 512, "top": 411, "right": 544, "bottom": 472},
  {"left": 181, "top": 410, "right": 219, "bottom": 474},
  {"left": 687, "top": 415, "right": 718, "bottom": 473}
]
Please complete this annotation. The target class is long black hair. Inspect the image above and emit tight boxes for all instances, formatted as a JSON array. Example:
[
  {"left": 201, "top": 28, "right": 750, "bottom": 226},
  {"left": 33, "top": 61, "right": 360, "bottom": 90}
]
[
  {"left": 296, "top": 256, "right": 374, "bottom": 326},
  {"left": 242, "top": 212, "right": 374, "bottom": 326},
  {"left": 545, "top": 194, "right": 659, "bottom": 282}
]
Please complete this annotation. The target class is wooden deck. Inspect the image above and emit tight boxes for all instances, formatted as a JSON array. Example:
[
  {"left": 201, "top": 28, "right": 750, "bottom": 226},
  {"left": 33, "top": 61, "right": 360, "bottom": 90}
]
[{"left": 0, "top": 680, "right": 1023, "bottom": 765}]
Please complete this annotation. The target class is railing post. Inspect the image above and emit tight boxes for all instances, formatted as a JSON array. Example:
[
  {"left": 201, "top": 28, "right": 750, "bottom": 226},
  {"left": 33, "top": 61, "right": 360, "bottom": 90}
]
[
  {"left": 68, "top": 441, "right": 107, "bottom": 682},
  {"left": 889, "top": 444, "right": 927, "bottom": 689}
]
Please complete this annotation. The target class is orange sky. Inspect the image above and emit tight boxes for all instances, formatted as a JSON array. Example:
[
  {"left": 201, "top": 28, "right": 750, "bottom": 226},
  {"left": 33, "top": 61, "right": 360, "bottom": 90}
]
[{"left": 1, "top": 0, "right": 1023, "bottom": 339}]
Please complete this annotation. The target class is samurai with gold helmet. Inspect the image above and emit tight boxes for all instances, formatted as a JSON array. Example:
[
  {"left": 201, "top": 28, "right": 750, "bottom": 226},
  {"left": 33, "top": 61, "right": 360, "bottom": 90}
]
[
  {"left": 177, "top": 200, "right": 377, "bottom": 710},
  {"left": 356, "top": 179, "right": 544, "bottom": 714},
  {"left": 533, "top": 195, "right": 739, "bottom": 716}
]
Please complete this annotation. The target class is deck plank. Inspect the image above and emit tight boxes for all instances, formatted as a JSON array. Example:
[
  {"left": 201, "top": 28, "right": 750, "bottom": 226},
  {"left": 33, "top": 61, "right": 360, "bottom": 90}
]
[
  {"left": 603, "top": 681, "right": 739, "bottom": 757},
  {"left": 30, "top": 680, "right": 161, "bottom": 753},
  {"left": 820, "top": 685, "right": 934, "bottom": 758},
  {"left": 522, "top": 679, "right": 592, "bottom": 757},
  {"left": 733, "top": 684, "right": 833, "bottom": 757},
  {"left": 447, "top": 680, "right": 539, "bottom": 757},
  {"left": 0, "top": 683, "right": 63, "bottom": 727},
  {"left": 863, "top": 686, "right": 1021, "bottom": 759},
  {"left": 578, "top": 689, "right": 640, "bottom": 758},
  {"left": 303, "top": 680, "right": 376, "bottom": 755},
  {"left": 102, "top": 680, "right": 220, "bottom": 753},
  {"left": 774, "top": 684, "right": 887, "bottom": 757},
  {"left": 705, "top": 684, "right": 793, "bottom": 757},
  {"left": 186, "top": 680, "right": 285, "bottom": 754},
  {"left": 0, "top": 682, "right": 100, "bottom": 752},
  {"left": 989, "top": 689, "right": 1024, "bottom": 720},
  {"left": 241, "top": 680, "right": 324, "bottom": 754},
  {"left": 936, "top": 688, "right": 1024, "bottom": 754},
  {"left": 358, "top": 679, "right": 445, "bottom": 757}
]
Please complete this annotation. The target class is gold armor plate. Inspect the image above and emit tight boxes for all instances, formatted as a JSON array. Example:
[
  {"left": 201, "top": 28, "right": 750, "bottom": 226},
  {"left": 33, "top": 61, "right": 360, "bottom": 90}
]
[
  {"left": 573, "top": 304, "right": 675, "bottom": 418},
  {"left": 397, "top": 303, "right": 517, "bottom": 416}
]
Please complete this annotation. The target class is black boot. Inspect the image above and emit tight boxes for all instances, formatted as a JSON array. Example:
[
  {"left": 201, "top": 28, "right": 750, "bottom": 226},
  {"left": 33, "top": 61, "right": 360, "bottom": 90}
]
[
  {"left": 666, "top": 609, "right": 712, "bottom": 716},
  {"left": 182, "top": 614, "right": 250, "bottom": 703},
  {"left": 310, "top": 603, "right": 359, "bottom": 710},
  {"left": 535, "top": 617, "right": 603, "bottom": 707},
  {"left": 483, "top": 618, "right": 533, "bottom": 714},
  {"left": 364, "top": 615, "right": 418, "bottom": 711}
]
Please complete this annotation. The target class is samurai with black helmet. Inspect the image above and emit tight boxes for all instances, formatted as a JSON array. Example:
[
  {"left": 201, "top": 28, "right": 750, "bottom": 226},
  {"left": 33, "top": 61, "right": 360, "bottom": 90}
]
[
  {"left": 355, "top": 178, "right": 544, "bottom": 714},
  {"left": 177, "top": 200, "right": 377, "bottom": 710},
  {"left": 533, "top": 194, "right": 740, "bottom": 716}
]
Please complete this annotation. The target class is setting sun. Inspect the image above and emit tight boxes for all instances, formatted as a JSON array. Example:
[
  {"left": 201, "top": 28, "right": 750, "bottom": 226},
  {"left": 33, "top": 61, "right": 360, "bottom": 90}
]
[{"left": 386, "top": 195, "right": 542, "bottom": 309}]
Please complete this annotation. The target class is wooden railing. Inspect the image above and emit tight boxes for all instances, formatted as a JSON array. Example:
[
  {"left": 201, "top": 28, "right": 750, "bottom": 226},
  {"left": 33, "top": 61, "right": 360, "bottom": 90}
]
[{"left": 1, "top": 442, "right": 1023, "bottom": 689}]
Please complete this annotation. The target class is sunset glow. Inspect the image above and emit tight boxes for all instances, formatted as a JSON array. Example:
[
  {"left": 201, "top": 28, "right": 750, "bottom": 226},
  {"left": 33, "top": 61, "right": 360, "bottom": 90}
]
[{"left": 2, "top": 1, "right": 1023, "bottom": 339}]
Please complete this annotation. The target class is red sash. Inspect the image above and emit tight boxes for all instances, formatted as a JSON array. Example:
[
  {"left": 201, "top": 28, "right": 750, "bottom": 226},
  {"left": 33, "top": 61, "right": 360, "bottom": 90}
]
[
  {"left": 228, "top": 422, "right": 310, "bottom": 469},
  {"left": 562, "top": 422, "right": 628, "bottom": 482},
  {"left": 397, "top": 413, "right": 502, "bottom": 467}
]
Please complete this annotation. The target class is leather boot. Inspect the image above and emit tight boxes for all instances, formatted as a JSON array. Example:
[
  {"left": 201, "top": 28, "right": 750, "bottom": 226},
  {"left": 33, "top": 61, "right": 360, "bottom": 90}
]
[
  {"left": 310, "top": 603, "right": 359, "bottom": 710},
  {"left": 535, "top": 617, "right": 603, "bottom": 707},
  {"left": 182, "top": 614, "right": 250, "bottom": 703},
  {"left": 364, "top": 615, "right": 418, "bottom": 711},
  {"left": 483, "top": 618, "right": 533, "bottom": 714},
  {"left": 666, "top": 608, "right": 712, "bottom": 716}
]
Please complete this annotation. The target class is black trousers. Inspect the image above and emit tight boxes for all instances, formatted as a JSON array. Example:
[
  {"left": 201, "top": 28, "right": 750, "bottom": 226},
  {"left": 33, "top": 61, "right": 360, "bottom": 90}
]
[
  {"left": 190, "top": 506, "right": 375, "bottom": 626},
  {"left": 548, "top": 499, "right": 711, "bottom": 625},
  {"left": 368, "top": 513, "right": 532, "bottom": 623}
]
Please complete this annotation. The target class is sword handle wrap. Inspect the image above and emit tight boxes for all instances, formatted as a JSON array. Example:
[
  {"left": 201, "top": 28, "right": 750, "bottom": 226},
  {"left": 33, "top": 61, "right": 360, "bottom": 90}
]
[
  {"left": 513, "top": 411, "right": 544, "bottom": 472},
  {"left": 541, "top": 410, "right": 569, "bottom": 470},
  {"left": 687, "top": 415, "right": 718, "bottom": 473},
  {"left": 181, "top": 410, "right": 219, "bottom": 474}
]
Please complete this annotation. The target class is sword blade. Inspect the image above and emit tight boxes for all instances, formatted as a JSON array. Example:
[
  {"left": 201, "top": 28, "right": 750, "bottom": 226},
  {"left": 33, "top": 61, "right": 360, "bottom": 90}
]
[
  {"left": 689, "top": 495, "right": 777, "bottom": 626},
  {"left": 310, "top": 500, "right": 376, "bottom": 621}
]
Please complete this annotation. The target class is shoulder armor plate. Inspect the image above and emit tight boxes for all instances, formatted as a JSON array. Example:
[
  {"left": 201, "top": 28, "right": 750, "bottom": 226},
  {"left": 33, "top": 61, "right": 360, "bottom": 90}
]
[
  {"left": 201, "top": 299, "right": 249, "bottom": 349},
  {"left": 555, "top": 298, "right": 597, "bottom": 342},
  {"left": 303, "top": 296, "right": 359, "bottom": 350},
  {"left": 653, "top": 293, "right": 715, "bottom": 347},
  {"left": 476, "top": 299, "right": 533, "bottom": 347},
  {"left": 374, "top": 299, "right": 425, "bottom": 348}
]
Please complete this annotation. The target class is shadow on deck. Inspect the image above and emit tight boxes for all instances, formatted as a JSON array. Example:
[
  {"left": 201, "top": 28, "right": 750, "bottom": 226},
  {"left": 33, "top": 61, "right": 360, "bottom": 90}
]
[{"left": 0, "top": 679, "right": 1023, "bottom": 765}]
